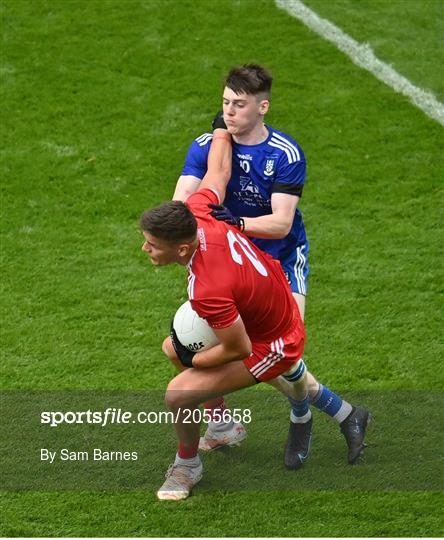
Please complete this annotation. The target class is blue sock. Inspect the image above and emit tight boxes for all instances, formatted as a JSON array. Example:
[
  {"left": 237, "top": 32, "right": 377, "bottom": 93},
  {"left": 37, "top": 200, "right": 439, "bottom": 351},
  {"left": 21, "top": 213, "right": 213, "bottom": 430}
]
[
  {"left": 288, "top": 394, "right": 311, "bottom": 423},
  {"left": 311, "top": 384, "right": 352, "bottom": 423}
]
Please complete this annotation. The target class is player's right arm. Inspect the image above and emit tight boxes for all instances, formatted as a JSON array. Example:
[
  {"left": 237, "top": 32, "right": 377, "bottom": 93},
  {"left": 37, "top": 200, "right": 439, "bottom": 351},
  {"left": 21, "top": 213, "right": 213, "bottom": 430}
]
[
  {"left": 198, "top": 129, "right": 232, "bottom": 202},
  {"left": 172, "top": 175, "right": 201, "bottom": 202},
  {"left": 167, "top": 314, "right": 252, "bottom": 369},
  {"left": 173, "top": 129, "right": 232, "bottom": 202},
  {"left": 191, "top": 316, "right": 252, "bottom": 368},
  {"left": 172, "top": 135, "right": 211, "bottom": 201}
]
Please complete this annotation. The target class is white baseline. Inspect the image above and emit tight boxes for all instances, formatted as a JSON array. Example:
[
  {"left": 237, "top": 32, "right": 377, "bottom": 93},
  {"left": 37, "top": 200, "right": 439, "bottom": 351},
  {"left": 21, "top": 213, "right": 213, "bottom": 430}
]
[{"left": 275, "top": 0, "right": 444, "bottom": 126}]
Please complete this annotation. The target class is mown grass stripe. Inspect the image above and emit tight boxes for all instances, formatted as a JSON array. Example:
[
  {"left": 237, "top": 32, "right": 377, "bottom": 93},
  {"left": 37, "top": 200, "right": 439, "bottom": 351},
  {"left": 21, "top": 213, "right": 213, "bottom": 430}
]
[{"left": 276, "top": 0, "right": 444, "bottom": 126}]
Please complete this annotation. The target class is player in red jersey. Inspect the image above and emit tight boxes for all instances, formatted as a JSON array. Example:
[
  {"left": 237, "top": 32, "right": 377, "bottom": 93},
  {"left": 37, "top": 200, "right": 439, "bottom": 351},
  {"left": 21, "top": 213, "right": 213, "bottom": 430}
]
[
  {"left": 181, "top": 186, "right": 305, "bottom": 377},
  {"left": 186, "top": 187, "right": 303, "bottom": 354},
  {"left": 140, "top": 129, "right": 308, "bottom": 500}
]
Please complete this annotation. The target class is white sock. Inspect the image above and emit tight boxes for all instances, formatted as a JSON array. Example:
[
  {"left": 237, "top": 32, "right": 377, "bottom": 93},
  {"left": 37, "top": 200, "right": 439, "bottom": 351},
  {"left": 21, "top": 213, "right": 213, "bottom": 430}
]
[
  {"left": 290, "top": 409, "right": 312, "bottom": 424},
  {"left": 174, "top": 453, "right": 201, "bottom": 468},
  {"left": 334, "top": 402, "right": 353, "bottom": 423},
  {"left": 209, "top": 419, "right": 234, "bottom": 432}
]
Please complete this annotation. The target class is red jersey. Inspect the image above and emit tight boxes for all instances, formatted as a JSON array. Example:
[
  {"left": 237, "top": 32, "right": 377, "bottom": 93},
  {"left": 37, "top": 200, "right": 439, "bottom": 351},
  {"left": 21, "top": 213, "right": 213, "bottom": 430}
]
[{"left": 186, "top": 189, "right": 303, "bottom": 343}]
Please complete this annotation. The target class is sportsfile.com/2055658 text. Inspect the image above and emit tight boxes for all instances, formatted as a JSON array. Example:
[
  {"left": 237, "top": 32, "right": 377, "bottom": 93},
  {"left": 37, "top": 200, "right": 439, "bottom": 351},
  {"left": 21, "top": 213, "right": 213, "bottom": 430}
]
[{"left": 40, "top": 408, "right": 252, "bottom": 427}]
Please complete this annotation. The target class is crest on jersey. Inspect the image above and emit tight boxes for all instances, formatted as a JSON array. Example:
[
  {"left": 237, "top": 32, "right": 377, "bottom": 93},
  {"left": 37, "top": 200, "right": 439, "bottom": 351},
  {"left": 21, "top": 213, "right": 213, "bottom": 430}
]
[
  {"left": 264, "top": 159, "right": 276, "bottom": 176},
  {"left": 240, "top": 177, "right": 259, "bottom": 194}
]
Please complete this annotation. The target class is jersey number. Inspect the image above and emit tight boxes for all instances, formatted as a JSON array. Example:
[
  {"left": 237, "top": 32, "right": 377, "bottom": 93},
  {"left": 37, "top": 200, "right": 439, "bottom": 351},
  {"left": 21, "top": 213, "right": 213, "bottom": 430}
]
[
  {"left": 227, "top": 230, "right": 268, "bottom": 276},
  {"left": 240, "top": 159, "right": 250, "bottom": 173}
]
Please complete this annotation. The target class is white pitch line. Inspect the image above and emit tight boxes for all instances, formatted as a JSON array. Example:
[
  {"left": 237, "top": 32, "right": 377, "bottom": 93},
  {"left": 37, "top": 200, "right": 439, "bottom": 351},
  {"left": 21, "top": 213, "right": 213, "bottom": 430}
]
[{"left": 275, "top": 0, "right": 444, "bottom": 126}]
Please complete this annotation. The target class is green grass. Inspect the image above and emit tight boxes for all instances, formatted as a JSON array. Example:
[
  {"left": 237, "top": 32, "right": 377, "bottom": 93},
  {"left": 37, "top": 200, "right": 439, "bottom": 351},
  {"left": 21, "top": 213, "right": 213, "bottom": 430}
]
[
  {"left": 2, "top": 491, "right": 442, "bottom": 537},
  {"left": 2, "top": 390, "right": 442, "bottom": 492},
  {"left": 1, "top": 0, "right": 443, "bottom": 536},
  {"left": 303, "top": 0, "right": 444, "bottom": 101}
]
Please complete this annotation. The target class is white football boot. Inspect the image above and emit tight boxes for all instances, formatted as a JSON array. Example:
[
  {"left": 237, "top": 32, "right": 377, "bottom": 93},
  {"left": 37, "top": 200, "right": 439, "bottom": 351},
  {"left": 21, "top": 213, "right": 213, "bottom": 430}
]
[
  {"left": 157, "top": 460, "right": 203, "bottom": 501},
  {"left": 199, "top": 421, "right": 247, "bottom": 451}
]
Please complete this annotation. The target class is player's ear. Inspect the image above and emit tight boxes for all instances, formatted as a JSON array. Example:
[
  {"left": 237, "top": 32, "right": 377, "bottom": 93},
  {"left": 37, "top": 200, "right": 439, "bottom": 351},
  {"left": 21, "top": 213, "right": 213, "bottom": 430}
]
[
  {"left": 177, "top": 244, "right": 191, "bottom": 257},
  {"left": 259, "top": 99, "right": 269, "bottom": 116}
]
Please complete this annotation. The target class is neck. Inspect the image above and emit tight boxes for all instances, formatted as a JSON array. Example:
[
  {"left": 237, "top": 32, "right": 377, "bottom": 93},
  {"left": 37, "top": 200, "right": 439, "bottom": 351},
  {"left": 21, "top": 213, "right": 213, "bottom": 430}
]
[{"left": 232, "top": 122, "right": 269, "bottom": 145}]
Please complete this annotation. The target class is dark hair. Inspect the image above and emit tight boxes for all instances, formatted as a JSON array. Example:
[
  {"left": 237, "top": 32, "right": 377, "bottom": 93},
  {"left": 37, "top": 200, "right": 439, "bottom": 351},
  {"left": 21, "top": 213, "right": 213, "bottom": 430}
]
[
  {"left": 140, "top": 201, "right": 197, "bottom": 243},
  {"left": 225, "top": 64, "right": 272, "bottom": 97}
]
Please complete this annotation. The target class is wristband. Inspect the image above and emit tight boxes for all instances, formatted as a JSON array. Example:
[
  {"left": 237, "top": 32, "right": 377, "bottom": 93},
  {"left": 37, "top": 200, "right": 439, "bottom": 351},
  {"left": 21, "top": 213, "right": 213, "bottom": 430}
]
[
  {"left": 179, "top": 354, "right": 195, "bottom": 368},
  {"left": 212, "top": 134, "right": 231, "bottom": 142}
]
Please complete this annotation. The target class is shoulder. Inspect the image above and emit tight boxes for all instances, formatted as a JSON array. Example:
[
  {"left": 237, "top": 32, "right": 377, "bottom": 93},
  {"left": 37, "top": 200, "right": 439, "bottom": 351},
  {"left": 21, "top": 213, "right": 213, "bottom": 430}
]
[
  {"left": 184, "top": 134, "right": 212, "bottom": 169},
  {"left": 186, "top": 133, "right": 213, "bottom": 156},
  {"left": 266, "top": 126, "right": 305, "bottom": 165},
  {"left": 193, "top": 132, "right": 213, "bottom": 148},
  {"left": 187, "top": 188, "right": 220, "bottom": 214}
]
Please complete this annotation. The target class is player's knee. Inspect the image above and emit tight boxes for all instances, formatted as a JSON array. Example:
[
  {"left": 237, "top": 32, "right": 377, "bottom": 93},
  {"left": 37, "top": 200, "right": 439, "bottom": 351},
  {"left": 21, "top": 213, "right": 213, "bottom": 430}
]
[
  {"left": 164, "top": 386, "right": 183, "bottom": 411},
  {"left": 165, "top": 379, "right": 192, "bottom": 411},
  {"left": 282, "top": 358, "right": 306, "bottom": 384},
  {"left": 305, "top": 370, "right": 320, "bottom": 396},
  {"left": 162, "top": 336, "right": 176, "bottom": 360}
]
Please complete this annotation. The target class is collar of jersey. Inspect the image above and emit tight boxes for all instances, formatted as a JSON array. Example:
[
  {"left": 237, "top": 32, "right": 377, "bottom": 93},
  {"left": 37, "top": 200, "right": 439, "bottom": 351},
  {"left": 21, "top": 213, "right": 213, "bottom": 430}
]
[
  {"left": 232, "top": 124, "right": 273, "bottom": 149},
  {"left": 186, "top": 248, "right": 197, "bottom": 270}
]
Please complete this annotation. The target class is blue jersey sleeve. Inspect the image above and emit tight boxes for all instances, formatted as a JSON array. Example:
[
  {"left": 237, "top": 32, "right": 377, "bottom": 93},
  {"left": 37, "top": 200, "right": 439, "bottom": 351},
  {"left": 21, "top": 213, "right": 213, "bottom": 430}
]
[
  {"left": 181, "top": 134, "right": 211, "bottom": 179},
  {"left": 272, "top": 156, "right": 306, "bottom": 198}
]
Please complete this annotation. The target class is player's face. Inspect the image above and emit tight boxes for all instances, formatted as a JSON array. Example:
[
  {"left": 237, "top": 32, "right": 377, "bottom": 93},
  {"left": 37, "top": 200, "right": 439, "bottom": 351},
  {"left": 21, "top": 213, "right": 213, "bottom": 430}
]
[
  {"left": 222, "top": 87, "right": 269, "bottom": 136},
  {"left": 141, "top": 231, "right": 180, "bottom": 266}
]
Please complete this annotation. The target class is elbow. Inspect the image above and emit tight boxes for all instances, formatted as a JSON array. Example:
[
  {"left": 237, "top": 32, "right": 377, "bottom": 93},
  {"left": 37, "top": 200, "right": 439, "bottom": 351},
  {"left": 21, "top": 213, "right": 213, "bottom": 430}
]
[
  {"left": 220, "top": 343, "right": 251, "bottom": 363},
  {"left": 274, "top": 222, "right": 292, "bottom": 239},
  {"left": 173, "top": 189, "right": 192, "bottom": 203},
  {"left": 183, "top": 190, "right": 194, "bottom": 202},
  {"left": 281, "top": 218, "right": 293, "bottom": 237},
  {"left": 281, "top": 227, "right": 292, "bottom": 239},
  {"left": 233, "top": 343, "right": 252, "bottom": 361},
  {"left": 242, "top": 346, "right": 252, "bottom": 360},
  {"left": 268, "top": 213, "right": 293, "bottom": 239}
]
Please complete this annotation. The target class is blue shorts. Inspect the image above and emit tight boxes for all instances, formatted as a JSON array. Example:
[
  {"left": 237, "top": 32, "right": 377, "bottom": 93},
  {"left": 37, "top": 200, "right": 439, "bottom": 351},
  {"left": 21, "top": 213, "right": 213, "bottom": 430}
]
[{"left": 280, "top": 243, "right": 309, "bottom": 295}]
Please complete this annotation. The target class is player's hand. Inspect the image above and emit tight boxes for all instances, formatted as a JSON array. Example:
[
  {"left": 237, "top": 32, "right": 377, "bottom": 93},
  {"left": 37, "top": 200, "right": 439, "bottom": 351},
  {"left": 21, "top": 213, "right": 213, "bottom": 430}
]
[
  {"left": 212, "top": 111, "right": 227, "bottom": 130},
  {"left": 208, "top": 204, "right": 245, "bottom": 232},
  {"left": 170, "top": 321, "right": 196, "bottom": 368}
]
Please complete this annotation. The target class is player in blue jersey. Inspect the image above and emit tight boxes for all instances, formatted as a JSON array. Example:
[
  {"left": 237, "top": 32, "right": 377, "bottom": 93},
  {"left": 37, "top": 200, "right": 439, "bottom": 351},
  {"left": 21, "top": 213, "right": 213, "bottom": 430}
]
[{"left": 173, "top": 64, "right": 369, "bottom": 468}]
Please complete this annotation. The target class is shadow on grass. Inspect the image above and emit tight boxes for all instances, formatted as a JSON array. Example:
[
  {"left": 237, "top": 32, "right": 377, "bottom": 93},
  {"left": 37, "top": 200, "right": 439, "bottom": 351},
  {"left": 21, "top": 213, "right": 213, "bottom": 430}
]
[{"left": 1, "top": 388, "right": 442, "bottom": 491}]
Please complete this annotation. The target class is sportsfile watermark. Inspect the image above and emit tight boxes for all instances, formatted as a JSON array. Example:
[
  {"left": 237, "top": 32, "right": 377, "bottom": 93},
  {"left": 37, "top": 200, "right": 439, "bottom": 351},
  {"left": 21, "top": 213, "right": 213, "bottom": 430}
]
[
  {"left": 2, "top": 389, "right": 443, "bottom": 491},
  {"left": 41, "top": 407, "right": 252, "bottom": 427}
]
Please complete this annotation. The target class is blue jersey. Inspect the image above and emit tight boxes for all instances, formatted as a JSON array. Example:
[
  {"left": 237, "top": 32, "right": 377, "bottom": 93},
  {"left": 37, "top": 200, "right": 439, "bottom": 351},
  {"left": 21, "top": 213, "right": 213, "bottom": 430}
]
[{"left": 182, "top": 126, "right": 308, "bottom": 263}]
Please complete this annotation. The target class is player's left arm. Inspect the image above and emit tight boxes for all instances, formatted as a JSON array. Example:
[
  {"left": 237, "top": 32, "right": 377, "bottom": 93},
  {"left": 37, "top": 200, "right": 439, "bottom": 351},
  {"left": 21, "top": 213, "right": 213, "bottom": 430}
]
[
  {"left": 173, "top": 175, "right": 202, "bottom": 201},
  {"left": 242, "top": 192, "right": 299, "bottom": 239},
  {"left": 210, "top": 154, "right": 305, "bottom": 238},
  {"left": 198, "top": 128, "right": 232, "bottom": 202},
  {"left": 192, "top": 316, "right": 252, "bottom": 368},
  {"left": 242, "top": 155, "right": 305, "bottom": 239}
]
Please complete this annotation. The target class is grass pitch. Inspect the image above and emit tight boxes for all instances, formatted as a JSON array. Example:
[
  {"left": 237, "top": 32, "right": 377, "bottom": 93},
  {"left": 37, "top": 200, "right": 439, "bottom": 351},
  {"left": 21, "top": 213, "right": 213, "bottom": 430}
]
[{"left": 1, "top": 0, "right": 443, "bottom": 536}]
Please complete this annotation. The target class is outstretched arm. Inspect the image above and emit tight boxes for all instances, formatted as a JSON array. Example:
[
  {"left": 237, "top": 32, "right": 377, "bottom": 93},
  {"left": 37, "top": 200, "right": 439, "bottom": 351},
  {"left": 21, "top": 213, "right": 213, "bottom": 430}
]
[{"left": 198, "top": 128, "right": 232, "bottom": 203}]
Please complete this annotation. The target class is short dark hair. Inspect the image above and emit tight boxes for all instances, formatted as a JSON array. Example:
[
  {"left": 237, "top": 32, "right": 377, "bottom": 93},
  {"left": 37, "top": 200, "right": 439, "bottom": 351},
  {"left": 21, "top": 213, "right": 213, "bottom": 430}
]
[
  {"left": 225, "top": 64, "right": 272, "bottom": 97},
  {"left": 140, "top": 201, "right": 197, "bottom": 243}
]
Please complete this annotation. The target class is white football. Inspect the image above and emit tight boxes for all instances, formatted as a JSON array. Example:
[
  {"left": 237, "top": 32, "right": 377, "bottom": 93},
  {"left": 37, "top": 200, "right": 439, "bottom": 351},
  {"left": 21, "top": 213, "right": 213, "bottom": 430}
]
[{"left": 173, "top": 301, "right": 219, "bottom": 352}]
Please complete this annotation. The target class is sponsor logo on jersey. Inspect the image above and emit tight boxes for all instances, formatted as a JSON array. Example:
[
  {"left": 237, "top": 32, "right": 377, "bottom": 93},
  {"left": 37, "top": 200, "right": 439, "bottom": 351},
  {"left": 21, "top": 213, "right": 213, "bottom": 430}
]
[
  {"left": 197, "top": 228, "right": 207, "bottom": 251},
  {"left": 236, "top": 153, "right": 253, "bottom": 161},
  {"left": 264, "top": 159, "right": 276, "bottom": 176},
  {"left": 240, "top": 177, "right": 259, "bottom": 194},
  {"left": 232, "top": 190, "right": 271, "bottom": 209}
]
